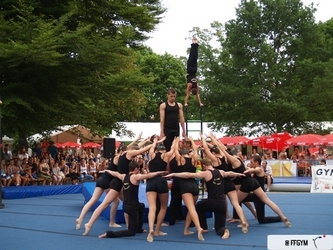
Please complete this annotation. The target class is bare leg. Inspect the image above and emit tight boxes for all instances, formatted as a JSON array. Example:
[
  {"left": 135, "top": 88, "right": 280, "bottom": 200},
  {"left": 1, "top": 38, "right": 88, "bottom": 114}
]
[
  {"left": 244, "top": 201, "right": 257, "bottom": 219},
  {"left": 83, "top": 189, "right": 119, "bottom": 236},
  {"left": 76, "top": 187, "right": 104, "bottom": 230},
  {"left": 253, "top": 188, "right": 291, "bottom": 227},
  {"left": 182, "top": 194, "right": 204, "bottom": 241},
  {"left": 227, "top": 191, "right": 248, "bottom": 233},
  {"left": 109, "top": 197, "right": 121, "bottom": 227},
  {"left": 154, "top": 193, "right": 169, "bottom": 236},
  {"left": 146, "top": 191, "right": 157, "bottom": 242}
]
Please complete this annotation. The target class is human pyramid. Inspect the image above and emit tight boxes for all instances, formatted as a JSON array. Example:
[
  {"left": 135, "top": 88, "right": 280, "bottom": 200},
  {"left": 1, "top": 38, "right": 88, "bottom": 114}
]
[{"left": 75, "top": 39, "right": 291, "bottom": 242}]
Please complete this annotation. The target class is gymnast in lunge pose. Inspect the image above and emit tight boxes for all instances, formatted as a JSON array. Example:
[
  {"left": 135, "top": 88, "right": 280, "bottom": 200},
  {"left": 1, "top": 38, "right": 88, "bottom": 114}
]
[
  {"left": 199, "top": 133, "right": 248, "bottom": 234},
  {"left": 243, "top": 155, "right": 288, "bottom": 224},
  {"left": 75, "top": 149, "right": 123, "bottom": 230},
  {"left": 185, "top": 37, "right": 203, "bottom": 107},
  {"left": 98, "top": 161, "right": 168, "bottom": 238},
  {"left": 165, "top": 158, "right": 245, "bottom": 239},
  {"left": 209, "top": 134, "right": 291, "bottom": 228},
  {"left": 83, "top": 140, "right": 154, "bottom": 236},
  {"left": 146, "top": 136, "right": 176, "bottom": 242}
]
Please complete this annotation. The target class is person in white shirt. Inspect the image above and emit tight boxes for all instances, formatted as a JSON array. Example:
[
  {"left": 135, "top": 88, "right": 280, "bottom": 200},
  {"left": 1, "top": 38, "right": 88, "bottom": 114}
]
[{"left": 262, "top": 161, "right": 273, "bottom": 192}]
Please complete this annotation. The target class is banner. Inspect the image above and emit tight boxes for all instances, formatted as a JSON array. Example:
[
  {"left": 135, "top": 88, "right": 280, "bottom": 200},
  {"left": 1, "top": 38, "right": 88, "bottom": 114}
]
[{"left": 311, "top": 165, "right": 333, "bottom": 193}]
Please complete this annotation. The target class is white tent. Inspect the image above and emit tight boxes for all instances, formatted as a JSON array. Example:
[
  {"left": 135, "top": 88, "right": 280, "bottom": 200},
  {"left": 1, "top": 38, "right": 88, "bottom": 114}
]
[{"left": 109, "top": 122, "right": 226, "bottom": 141}]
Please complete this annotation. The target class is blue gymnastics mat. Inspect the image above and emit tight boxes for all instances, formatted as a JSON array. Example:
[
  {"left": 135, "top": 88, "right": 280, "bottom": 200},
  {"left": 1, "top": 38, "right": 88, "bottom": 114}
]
[{"left": 2, "top": 184, "right": 82, "bottom": 199}]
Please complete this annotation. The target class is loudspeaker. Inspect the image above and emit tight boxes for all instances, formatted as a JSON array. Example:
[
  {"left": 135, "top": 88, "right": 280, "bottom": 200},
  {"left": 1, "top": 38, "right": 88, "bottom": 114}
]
[{"left": 103, "top": 138, "right": 116, "bottom": 158}]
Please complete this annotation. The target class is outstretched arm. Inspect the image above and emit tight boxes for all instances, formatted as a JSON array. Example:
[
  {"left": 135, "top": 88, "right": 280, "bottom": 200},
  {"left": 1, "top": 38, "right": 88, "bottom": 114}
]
[
  {"left": 105, "top": 170, "right": 125, "bottom": 181},
  {"left": 165, "top": 171, "right": 206, "bottom": 180}
]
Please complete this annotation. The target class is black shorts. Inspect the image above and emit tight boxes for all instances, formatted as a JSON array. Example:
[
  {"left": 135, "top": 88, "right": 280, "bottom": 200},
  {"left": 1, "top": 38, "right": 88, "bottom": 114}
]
[
  {"left": 239, "top": 177, "right": 260, "bottom": 193},
  {"left": 109, "top": 177, "right": 122, "bottom": 192},
  {"left": 179, "top": 179, "right": 199, "bottom": 196},
  {"left": 224, "top": 179, "right": 236, "bottom": 194},
  {"left": 146, "top": 176, "right": 168, "bottom": 194},
  {"left": 95, "top": 176, "right": 112, "bottom": 190}
]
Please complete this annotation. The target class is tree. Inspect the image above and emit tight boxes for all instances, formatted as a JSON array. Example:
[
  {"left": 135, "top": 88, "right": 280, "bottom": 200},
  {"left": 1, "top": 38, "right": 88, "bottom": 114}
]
[
  {"left": 0, "top": 0, "right": 165, "bottom": 147},
  {"left": 192, "top": 0, "right": 333, "bottom": 136}
]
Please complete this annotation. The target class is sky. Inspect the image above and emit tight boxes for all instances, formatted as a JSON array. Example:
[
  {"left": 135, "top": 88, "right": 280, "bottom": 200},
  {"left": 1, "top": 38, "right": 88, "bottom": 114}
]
[{"left": 145, "top": 0, "right": 333, "bottom": 57}]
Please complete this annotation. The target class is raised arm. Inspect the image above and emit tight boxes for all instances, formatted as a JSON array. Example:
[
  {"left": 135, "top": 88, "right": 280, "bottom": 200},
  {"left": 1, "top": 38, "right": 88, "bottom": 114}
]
[
  {"left": 127, "top": 132, "right": 143, "bottom": 149},
  {"left": 189, "top": 136, "right": 198, "bottom": 160},
  {"left": 208, "top": 133, "right": 241, "bottom": 168},
  {"left": 200, "top": 133, "right": 218, "bottom": 164}
]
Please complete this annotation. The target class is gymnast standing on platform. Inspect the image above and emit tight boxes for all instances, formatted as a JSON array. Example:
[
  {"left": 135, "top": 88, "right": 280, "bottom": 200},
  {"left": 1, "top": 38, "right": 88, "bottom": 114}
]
[
  {"left": 146, "top": 136, "right": 175, "bottom": 242},
  {"left": 98, "top": 161, "right": 167, "bottom": 238}
]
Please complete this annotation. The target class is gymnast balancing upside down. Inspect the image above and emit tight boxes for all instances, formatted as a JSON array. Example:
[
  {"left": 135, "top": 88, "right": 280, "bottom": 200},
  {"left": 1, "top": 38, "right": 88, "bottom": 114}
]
[{"left": 185, "top": 37, "right": 203, "bottom": 107}]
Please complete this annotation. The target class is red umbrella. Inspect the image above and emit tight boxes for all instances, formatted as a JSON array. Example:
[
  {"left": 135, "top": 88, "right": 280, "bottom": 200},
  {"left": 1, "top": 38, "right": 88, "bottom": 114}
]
[
  {"left": 218, "top": 136, "right": 249, "bottom": 146},
  {"left": 285, "top": 134, "right": 324, "bottom": 146},
  {"left": 61, "top": 141, "right": 81, "bottom": 148},
  {"left": 261, "top": 132, "right": 293, "bottom": 151},
  {"left": 247, "top": 136, "right": 269, "bottom": 147},
  {"left": 81, "top": 142, "right": 101, "bottom": 149},
  {"left": 55, "top": 142, "right": 65, "bottom": 149},
  {"left": 322, "top": 134, "right": 333, "bottom": 146}
]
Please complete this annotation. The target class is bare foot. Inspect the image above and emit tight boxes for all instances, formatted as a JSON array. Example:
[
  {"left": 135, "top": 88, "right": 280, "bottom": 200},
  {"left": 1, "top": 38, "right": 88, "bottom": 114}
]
[
  {"left": 83, "top": 223, "right": 91, "bottom": 236},
  {"left": 202, "top": 229, "right": 209, "bottom": 233},
  {"left": 98, "top": 233, "right": 107, "bottom": 238},
  {"left": 76, "top": 218, "right": 82, "bottom": 230},
  {"left": 222, "top": 228, "right": 230, "bottom": 239},
  {"left": 147, "top": 230, "right": 154, "bottom": 243},
  {"left": 283, "top": 218, "right": 291, "bottom": 227},
  {"left": 228, "top": 219, "right": 241, "bottom": 223},
  {"left": 154, "top": 231, "right": 167, "bottom": 236},
  {"left": 197, "top": 229, "right": 205, "bottom": 241},
  {"left": 109, "top": 223, "right": 121, "bottom": 228},
  {"left": 241, "top": 222, "right": 248, "bottom": 234},
  {"left": 184, "top": 230, "right": 195, "bottom": 236},
  {"left": 161, "top": 222, "right": 169, "bottom": 227}
]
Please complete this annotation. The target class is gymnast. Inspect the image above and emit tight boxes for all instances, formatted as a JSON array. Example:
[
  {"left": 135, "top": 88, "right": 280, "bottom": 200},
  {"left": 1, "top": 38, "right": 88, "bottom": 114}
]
[
  {"left": 83, "top": 139, "right": 154, "bottom": 236},
  {"left": 199, "top": 133, "right": 248, "bottom": 233},
  {"left": 146, "top": 136, "right": 176, "bottom": 242},
  {"left": 164, "top": 158, "right": 245, "bottom": 239},
  {"left": 99, "top": 161, "right": 168, "bottom": 238},
  {"left": 185, "top": 37, "right": 203, "bottom": 107}
]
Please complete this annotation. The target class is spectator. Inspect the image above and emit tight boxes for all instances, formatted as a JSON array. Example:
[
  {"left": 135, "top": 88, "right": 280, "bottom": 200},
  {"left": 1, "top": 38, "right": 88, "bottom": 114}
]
[{"left": 261, "top": 161, "right": 273, "bottom": 192}]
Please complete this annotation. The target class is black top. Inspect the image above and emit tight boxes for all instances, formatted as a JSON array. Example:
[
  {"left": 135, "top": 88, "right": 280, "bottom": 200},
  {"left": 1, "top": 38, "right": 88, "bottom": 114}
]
[
  {"left": 149, "top": 152, "right": 167, "bottom": 172},
  {"left": 117, "top": 153, "right": 132, "bottom": 174},
  {"left": 206, "top": 169, "right": 225, "bottom": 200},
  {"left": 123, "top": 173, "right": 139, "bottom": 206},
  {"left": 179, "top": 157, "right": 196, "bottom": 174},
  {"left": 164, "top": 101, "right": 179, "bottom": 130}
]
